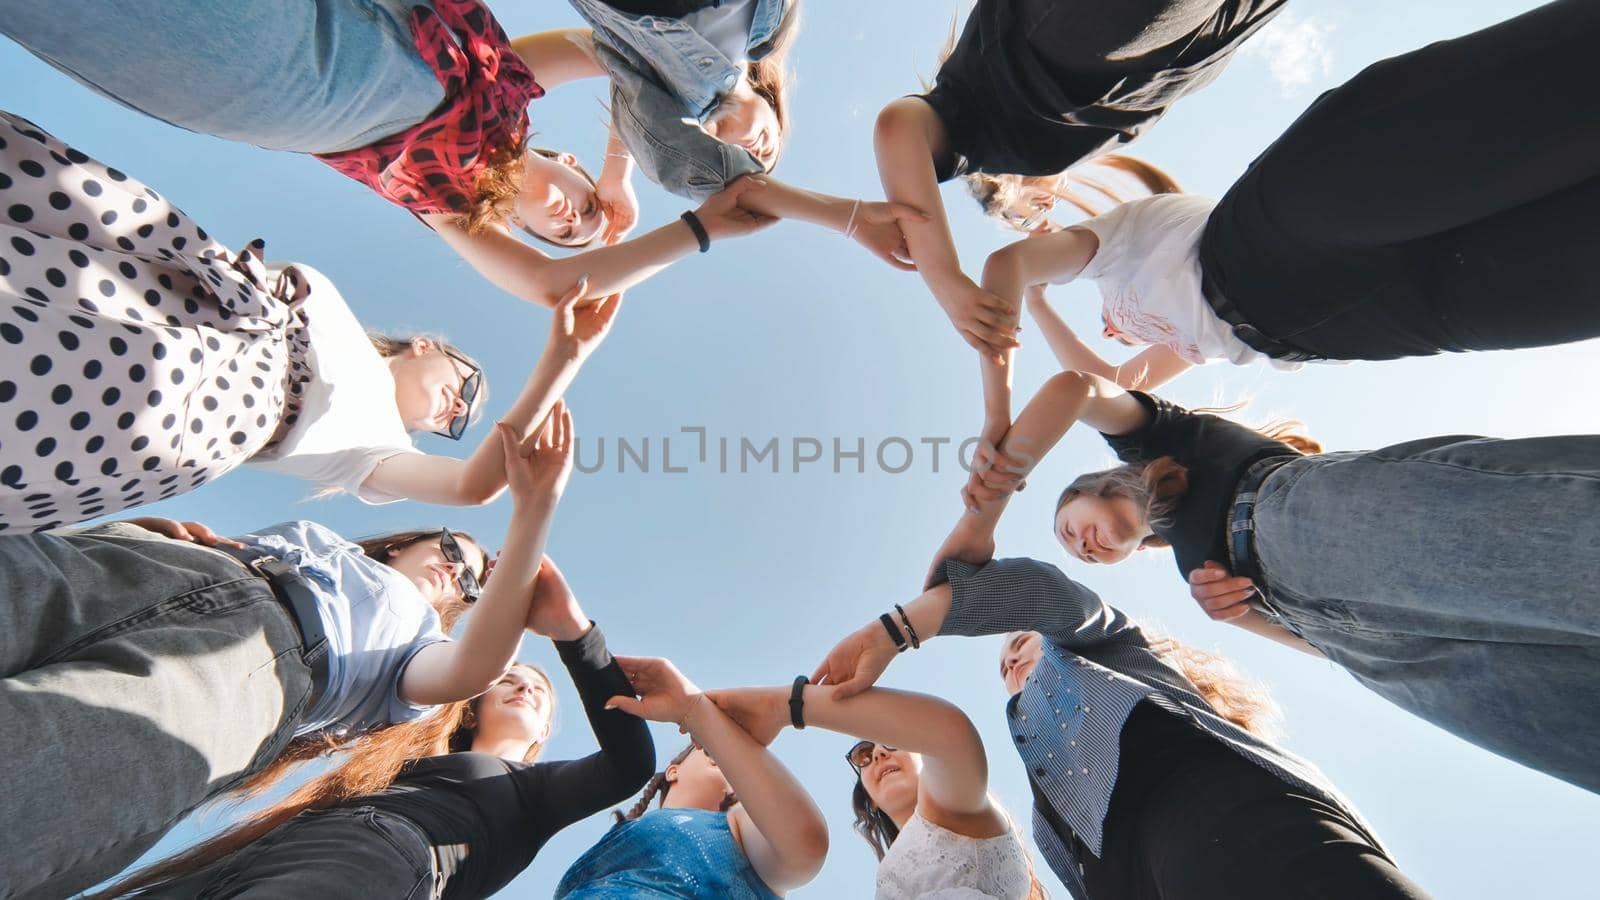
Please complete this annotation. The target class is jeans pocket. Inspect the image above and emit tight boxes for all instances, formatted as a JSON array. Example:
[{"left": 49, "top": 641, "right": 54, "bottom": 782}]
[{"left": 364, "top": 811, "right": 435, "bottom": 883}]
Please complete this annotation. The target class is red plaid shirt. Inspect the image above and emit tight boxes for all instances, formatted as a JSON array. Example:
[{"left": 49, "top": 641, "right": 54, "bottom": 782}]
[{"left": 315, "top": 0, "right": 544, "bottom": 215}]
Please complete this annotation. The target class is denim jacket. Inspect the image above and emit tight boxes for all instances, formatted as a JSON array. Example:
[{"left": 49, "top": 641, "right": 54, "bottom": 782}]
[
  {"left": 932, "top": 557, "right": 1389, "bottom": 899},
  {"left": 566, "top": 0, "right": 795, "bottom": 199}
]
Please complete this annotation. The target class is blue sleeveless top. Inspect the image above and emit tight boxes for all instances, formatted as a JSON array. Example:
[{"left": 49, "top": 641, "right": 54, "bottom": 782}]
[{"left": 554, "top": 808, "right": 780, "bottom": 899}]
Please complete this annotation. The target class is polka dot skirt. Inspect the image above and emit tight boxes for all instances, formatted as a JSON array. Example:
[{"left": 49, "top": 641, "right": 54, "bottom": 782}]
[{"left": 0, "top": 111, "right": 311, "bottom": 532}]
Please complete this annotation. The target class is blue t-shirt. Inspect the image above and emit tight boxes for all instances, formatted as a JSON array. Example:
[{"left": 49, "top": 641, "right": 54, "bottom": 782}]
[{"left": 237, "top": 520, "right": 447, "bottom": 737}]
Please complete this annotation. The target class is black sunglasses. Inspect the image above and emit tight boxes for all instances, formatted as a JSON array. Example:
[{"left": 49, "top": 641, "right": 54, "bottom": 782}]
[
  {"left": 844, "top": 740, "right": 898, "bottom": 775},
  {"left": 439, "top": 528, "right": 482, "bottom": 603},
  {"left": 431, "top": 347, "right": 483, "bottom": 441}
]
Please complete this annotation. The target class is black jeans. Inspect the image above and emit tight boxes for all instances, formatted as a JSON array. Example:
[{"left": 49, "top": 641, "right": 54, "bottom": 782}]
[
  {"left": 1200, "top": 0, "right": 1600, "bottom": 360},
  {"left": 142, "top": 807, "right": 436, "bottom": 899},
  {"left": 1064, "top": 704, "right": 1431, "bottom": 900}
]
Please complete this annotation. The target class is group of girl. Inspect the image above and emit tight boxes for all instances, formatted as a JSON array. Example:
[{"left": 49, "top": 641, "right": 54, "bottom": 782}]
[{"left": 0, "top": 0, "right": 1595, "bottom": 897}]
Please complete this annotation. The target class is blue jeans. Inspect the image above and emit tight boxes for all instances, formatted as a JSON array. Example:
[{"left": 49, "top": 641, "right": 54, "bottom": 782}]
[
  {"left": 0, "top": 523, "right": 314, "bottom": 899},
  {"left": 1250, "top": 435, "right": 1600, "bottom": 793},
  {"left": 0, "top": 0, "right": 445, "bottom": 152}
]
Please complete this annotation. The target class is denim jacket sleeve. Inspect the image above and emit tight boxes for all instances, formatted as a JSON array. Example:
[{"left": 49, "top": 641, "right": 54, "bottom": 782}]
[
  {"left": 605, "top": 56, "right": 764, "bottom": 201},
  {"left": 932, "top": 557, "right": 1142, "bottom": 651}
]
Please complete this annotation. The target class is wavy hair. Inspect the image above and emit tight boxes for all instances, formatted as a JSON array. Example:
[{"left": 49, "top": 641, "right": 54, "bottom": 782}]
[
  {"left": 1149, "top": 635, "right": 1282, "bottom": 738},
  {"left": 97, "top": 660, "right": 551, "bottom": 897},
  {"left": 451, "top": 138, "right": 602, "bottom": 249},
  {"left": 743, "top": 5, "right": 802, "bottom": 171}
]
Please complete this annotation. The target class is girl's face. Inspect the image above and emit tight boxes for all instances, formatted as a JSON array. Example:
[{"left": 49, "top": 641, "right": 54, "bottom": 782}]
[
  {"left": 1000, "top": 631, "right": 1044, "bottom": 696},
  {"left": 1054, "top": 493, "right": 1146, "bottom": 565},
  {"left": 384, "top": 534, "right": 485, "bottom": 607},
  {"left": 514, "top": 152, "right": 603, "bottom": 247},
  {"left": 389, "top": 339, "right": 473, "bottom": 434},
  {"left": 473, "top": 667, "right": 554, "bottom": 745},
  {"left": 667, "top": 747, "right": 733, "bottom": 808},
  {"left": 996, "top": 187, "right": 1057, "bottom": 234},
  {"left": 859, "top": 744, "right": 920, "bottom": 817},
  {"left": 702, "top": 86, "right": 780, "bottom": 171}
]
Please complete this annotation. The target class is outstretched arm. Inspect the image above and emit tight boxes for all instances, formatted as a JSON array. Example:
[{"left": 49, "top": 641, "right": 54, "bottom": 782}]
[
  {"left": 363, "top": 284, "right": 621, "bottom": 505},
  {"left": 509, "top": 28, "right": 608, "bottom": 89},
  {"left": 710, "top": 685, "right": 999, "bottom": 825},
  {"left": 873, "top": 97, "right": 1017, "bottom": 362},
  {"left": 421, "top": 179, "right": 774, "bottom": 307},
  {"left": 399, "top": 405, "right": 576, "bottom": 706},
  {"left": 732, "top": 176, "right": 926, "bottom": 271},
  {"left": 606, "top": 658, "right": 829, "bottom": 893},
  {"left": 1026, "top": 286, "right": 1191, "bottom": 390}
]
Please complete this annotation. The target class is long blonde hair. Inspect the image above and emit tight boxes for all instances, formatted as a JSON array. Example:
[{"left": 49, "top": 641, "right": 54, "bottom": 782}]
[
  {"left": 96, "top": 662, "right": 552, "bottom": 897},
  {"left": 744, "top": 5, "right": 802, "bottom": 171},
  {"left": 1149, "top": 635, "right": 1282, "bottom": 738},
  {"left": 965, "top": 155, "right": 1183, "bottom": 230}
]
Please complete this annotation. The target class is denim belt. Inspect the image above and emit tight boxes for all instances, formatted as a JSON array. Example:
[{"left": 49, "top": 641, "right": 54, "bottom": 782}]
[
  {"left": 1226, "top": 456, "right": 1298, "bottom": 625},
  {"left": 215, "top": 544, "right": 330, "bottom": 713},
  {"left": 1199, "top": 270, "right": 1321, "bottom": 363}
]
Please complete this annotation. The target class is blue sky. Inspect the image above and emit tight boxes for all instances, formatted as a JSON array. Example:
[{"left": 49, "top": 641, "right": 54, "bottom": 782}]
[{"left": 5, "top": 0, "right": 1597, "bottom": 896}]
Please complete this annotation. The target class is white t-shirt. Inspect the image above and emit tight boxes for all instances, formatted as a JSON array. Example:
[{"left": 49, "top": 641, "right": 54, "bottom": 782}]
[
  {"left": 238, "top": 520, "right": 448, "bottom": 738},
  {"left": 682, "top": 0, "right": 759, "bottom": 65},
  {"left": 1065, "top": 194, "right": 1303, "bottom": 371},
  {"left": 248, "top": 265, "right": 421, "bottom": 502}
]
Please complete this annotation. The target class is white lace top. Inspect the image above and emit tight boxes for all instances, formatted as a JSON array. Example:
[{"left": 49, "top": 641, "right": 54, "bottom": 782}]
[{"left": 875, "top": 812, "right": 1032, "bottom": 899}]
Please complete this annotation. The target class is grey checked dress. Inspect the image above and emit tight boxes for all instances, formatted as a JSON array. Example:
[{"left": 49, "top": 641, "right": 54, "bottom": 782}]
[{"left": 0, "top": 110, "right": 310, "bottom": 531}]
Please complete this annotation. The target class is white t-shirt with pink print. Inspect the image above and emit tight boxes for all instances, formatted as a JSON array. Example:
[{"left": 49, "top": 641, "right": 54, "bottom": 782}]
[{"left": 1057, "top": 193, "right": 1304, "bottom": 371}]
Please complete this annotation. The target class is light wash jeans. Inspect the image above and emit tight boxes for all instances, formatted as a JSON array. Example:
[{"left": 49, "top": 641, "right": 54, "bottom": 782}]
[
  {"left": 139, "top": 806, "right": 437, "bottom": 899},
  {"left": 1250, "top": 435, "right": 1600, "bottom": 793},
  {"left": 0, "top": 523, "right": 314, "bottom": 900},
  {"left": 0, "top": 0, "right": 445, "bottom": 152}
]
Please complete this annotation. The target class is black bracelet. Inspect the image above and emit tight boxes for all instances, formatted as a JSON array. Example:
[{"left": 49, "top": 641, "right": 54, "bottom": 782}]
[
  {"left": 894, "top": 603, "right": 921, "bottom": 649},
  {"left": 680, "top": 210, "right": 711, "bottom": 253},
  {"left": 879, "top": 613, "right": 909, "bottom": 653},
  {"left": 789, "top": 675, "right": 809, "bottom": 729}
]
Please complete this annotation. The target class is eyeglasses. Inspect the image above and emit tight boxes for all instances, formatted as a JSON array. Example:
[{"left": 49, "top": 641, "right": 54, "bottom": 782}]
[
  {"left": 431, "top": 347, "right": 483, "bottom": 441},
  {"left": 844, "top": 740, "right": 898, "bottom": 775},
  {"left": 438, "top": 528, "right": 482, "bottom": 603}
]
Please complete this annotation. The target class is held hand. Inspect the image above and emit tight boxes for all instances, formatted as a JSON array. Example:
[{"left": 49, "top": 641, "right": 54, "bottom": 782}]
[
  {"left": 126, "top": 517, "right": 246, "bottom": 549},
  {"left": 848, "top": 201, "right": 928, "bottom": 272},
  {"left": 597, "top": 170, "right": 639, "bottom": 245},
  {"left": 498, "top": 400, "right": 576, "bottom": 506},
  {"left": 605, "top": 656, "right": 705, "bottom": 728},
  {"left": 1188, "top": 560, "right": 1258, "bottom": 622},
  {"left": 525, "top": 555, "right": 590, "bottom": 641},
  {"left": 706, "top": 686, "right": 789, "bottom": 747},
  {"left": 549, "top": 277, "right": 623, "bottom": 361},
  {"left": 696, "top": 177, "right": 779, "bottom": 242},
  {"left": 811, "top": 621, "right": 897, "bottom": 700},
  {"left": 925, "top": 517, "right": 996, "bottom": 588},
  {"left": 936, "top": 277, "right": 1021, "bottom": 364}
]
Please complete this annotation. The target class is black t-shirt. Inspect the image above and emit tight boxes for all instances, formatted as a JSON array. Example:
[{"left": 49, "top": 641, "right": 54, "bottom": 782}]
[
  {"left": 363, "top": 626, "right": 655, "bottom": 900},
  {"left": 1100, "top": 391, "right": 1299, "bottom": 579},
  {"left": 918, "top": 0, "right": 1284, "bottom": 181}
]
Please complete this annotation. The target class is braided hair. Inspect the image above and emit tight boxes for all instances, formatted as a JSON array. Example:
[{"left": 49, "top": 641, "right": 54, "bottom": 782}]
[{"left": 614, "top": 741, "right": 738, "bottom": 823}]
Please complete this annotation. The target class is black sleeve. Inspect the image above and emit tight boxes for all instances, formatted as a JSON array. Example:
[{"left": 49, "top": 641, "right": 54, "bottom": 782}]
[
  {"left": 512, "top": 623, "right": 656, "bottom": 842},
  {"left": 1101, "top": 391, "right": 1290, "bottom": 466},
  {"left": 933, "top": 557, "right": 1144, "bottom": 651}
]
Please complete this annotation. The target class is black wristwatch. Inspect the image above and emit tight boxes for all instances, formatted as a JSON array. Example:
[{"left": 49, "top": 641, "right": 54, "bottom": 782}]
[{"left": 789, "top": 675, "right": 810, "bottom": 729}]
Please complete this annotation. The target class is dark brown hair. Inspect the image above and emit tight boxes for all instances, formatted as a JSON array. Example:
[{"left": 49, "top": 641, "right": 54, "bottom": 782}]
[
  {"left": 615, "top": 741, "right": 738, "bottom": 823},
  {"left": 96, "top": 662, "right": 551, "bottom": 897},
  {"left": 850, "top": 776, "right": 901, "bottom": 861}
]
